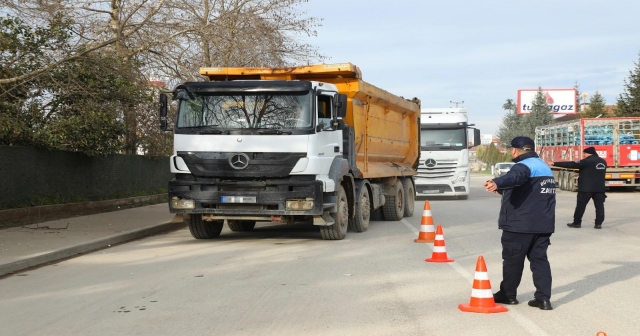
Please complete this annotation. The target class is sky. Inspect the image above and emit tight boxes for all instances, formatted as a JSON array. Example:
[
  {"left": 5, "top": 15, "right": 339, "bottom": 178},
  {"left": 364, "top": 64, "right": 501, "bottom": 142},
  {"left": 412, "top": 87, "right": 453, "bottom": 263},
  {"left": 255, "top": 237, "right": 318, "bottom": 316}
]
[{"left": 300, "top": 0, "right": 640, "bottom": 136}]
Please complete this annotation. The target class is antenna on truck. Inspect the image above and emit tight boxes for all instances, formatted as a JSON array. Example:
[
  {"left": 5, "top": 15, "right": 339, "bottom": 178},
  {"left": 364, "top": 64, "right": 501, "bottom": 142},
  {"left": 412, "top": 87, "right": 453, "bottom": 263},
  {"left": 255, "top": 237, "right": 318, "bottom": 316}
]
[{"left": 450, "top": 100, "right": 464, "bottom": 107}]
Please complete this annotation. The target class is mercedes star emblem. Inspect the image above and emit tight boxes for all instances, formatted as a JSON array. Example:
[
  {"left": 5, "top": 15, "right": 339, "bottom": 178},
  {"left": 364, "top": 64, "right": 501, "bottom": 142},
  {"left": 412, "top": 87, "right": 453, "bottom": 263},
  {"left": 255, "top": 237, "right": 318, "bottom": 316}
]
[
  {"left": 425, "top": 158, "right": 437, "bottom": 168},
  {"left": 229, "top": 153, "right": 250, "bottom": 170}
]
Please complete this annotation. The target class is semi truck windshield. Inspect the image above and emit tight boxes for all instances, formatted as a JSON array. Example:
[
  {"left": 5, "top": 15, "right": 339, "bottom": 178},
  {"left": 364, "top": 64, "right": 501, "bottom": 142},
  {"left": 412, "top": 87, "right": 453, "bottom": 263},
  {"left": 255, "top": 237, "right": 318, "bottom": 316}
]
[
  {"left": 420, "top": 128, "right": 467, "bottom": 150},
  {"left": 176, "top": 91, "right": 313, "bottom": 130}
]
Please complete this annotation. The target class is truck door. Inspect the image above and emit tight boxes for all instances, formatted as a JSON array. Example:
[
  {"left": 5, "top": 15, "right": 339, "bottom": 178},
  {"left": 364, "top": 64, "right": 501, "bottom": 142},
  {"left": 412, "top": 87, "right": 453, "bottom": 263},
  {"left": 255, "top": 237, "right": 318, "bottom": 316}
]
[{"left": 316, "top": 93, "right": 343, "bottom": 159}]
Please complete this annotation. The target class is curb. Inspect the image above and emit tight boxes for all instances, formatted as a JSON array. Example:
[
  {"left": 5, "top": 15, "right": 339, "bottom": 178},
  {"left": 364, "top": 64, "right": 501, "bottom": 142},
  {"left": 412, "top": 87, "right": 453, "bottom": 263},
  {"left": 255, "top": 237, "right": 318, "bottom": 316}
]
[
  {"left": 0, "top": 220, "right": 185, "bottom": 277},
  {"left": 0, "top": 194, "right": 168, "bottom": 222}
]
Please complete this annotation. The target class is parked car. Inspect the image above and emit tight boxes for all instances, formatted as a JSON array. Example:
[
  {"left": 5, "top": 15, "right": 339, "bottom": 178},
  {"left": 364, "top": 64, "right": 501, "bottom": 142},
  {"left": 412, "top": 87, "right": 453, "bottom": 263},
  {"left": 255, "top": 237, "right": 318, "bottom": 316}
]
[{"left": 494, "top": 162, "right": 515, "bottom": 177}]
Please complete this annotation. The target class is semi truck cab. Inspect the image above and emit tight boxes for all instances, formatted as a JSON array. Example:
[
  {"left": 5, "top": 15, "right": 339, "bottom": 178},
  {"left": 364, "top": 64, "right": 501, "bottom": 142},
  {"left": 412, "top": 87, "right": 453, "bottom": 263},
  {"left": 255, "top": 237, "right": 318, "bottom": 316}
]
[{"left": 415, "top": 108, "right": 480, "bottom": 199}]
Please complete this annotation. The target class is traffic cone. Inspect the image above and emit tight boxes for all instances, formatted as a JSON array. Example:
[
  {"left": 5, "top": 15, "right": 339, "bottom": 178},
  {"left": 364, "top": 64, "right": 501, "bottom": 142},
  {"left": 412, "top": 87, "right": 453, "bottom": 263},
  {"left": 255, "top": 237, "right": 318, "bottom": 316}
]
[
  {"left": 425, "top": 225, "right": 454, "bottom": 262},
  {"left": 458, "top": 256, "right": 508, "bottom": 313},
  {"left": 415, "top": 201, "right": 436, "bottom": 243}
]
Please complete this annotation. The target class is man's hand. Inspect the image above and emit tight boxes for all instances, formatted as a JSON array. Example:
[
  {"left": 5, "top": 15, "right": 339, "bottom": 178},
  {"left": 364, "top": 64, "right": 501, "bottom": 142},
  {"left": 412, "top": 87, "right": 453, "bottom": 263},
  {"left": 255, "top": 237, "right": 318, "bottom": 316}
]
[
  {"left": 545, "top": 161, "right": 555, "bottom": 166},
  {"left": 484, "top": 180, "right": 498, "bottom": 193}
]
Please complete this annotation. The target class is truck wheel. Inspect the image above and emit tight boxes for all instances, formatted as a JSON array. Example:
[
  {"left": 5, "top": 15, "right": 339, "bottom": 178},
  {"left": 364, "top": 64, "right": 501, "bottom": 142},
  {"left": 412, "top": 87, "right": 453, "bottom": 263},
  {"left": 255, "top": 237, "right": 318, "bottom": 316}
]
[
  {"left": 227, "top": 220, "right": 256, "bottom": 232},
  {"left": 401, "top": 178, "right": 415, "bottom": 217},
  {"left": 187, "top": 215, "right": 223, "bottom": 239},
  {"left": 370, "top": 207, "right": 384, "bottom": 221},
  {"left": 320, "top": 185, "right": 349, "bottom": 240},
  {"left": 568, "top": 173, "right": 576, "bottom": 192},
  {"left": 558, "top": 171, "right": 566, "bottom": 190},
  {"left": 348, "top": 184, "right": 371, "bottom": 232},
  {"left": 383, "top": 181, "right": 404, "bottom": 221}
]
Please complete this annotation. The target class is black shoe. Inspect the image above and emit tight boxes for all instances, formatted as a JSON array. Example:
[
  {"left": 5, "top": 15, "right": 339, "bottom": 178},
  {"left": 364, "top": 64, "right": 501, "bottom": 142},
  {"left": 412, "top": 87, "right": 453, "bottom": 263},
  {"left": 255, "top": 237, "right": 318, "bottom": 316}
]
[
  {"left": 567, "top": 223, "right": 581, "bottom": 228},
  {"left": 594, "top": 225, "right": 602, "bottom": 229},
  {"left": 528, "top": 299, "right": 553, "bottom": 310},
  {"left": 493, "top": 291, "right": 519, "bottom": 305}
]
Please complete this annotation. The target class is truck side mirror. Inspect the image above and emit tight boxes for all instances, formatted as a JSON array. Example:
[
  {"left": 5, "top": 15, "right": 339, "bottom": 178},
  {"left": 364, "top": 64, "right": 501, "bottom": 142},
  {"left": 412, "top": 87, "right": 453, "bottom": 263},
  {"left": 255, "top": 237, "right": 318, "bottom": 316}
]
[
  {"left": 335, "top": 94, "right": 347, "bottom": 118},
  {"left": 474, "top": 129, "right": 481, "bottom": 146},
  {"left": 159, "top": 93, "right": 168, "bottom": 130}
]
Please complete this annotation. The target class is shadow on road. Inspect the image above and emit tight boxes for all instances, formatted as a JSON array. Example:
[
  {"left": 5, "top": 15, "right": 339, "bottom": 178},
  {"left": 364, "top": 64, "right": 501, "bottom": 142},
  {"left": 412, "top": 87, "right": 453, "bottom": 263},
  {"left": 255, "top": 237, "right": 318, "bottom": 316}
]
[{"left": 551, "top": 261, "right": 640, "bottom": 307}]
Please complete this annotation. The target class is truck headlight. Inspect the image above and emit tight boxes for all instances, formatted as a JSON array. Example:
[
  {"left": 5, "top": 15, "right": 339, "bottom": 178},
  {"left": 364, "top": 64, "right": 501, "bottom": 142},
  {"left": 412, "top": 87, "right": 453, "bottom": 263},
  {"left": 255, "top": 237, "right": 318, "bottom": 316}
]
[
  {"left": 171, "top": 197, "right": 195, "bottom": 209},
  {"left": 454, "top": 172, "right": 467, "bottom": 183},
  {"left": 286, "top": 199, "right": 314, "bottom": 211}
]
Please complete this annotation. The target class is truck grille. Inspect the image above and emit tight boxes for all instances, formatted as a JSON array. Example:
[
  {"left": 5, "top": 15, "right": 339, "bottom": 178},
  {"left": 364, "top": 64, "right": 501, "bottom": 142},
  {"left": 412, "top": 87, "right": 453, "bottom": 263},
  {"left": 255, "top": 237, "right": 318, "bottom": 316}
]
[
  {"left": 178, "top": 152, "right": 305, "bottom": 178},
  {"left": 416, "top": 159, "right": 457, "bottom": 179}
]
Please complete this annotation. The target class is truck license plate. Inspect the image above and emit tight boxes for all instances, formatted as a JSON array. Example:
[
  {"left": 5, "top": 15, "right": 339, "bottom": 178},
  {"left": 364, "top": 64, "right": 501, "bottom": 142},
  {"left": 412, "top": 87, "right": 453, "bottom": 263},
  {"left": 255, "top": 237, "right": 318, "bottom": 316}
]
[
  {"left": 420, "top": 190, "right": 440, "bottom": 194},
  {"left": 221, "top": 196, "right": 257, "bottom": 203},
  {"left": 606, "top": 181, "right": 623, "bottom": 186}
]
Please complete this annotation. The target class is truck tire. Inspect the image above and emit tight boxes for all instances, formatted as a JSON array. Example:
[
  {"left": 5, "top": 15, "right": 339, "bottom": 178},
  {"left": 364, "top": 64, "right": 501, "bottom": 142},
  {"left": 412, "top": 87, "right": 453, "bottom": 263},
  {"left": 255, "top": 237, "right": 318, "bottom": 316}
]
[
  {"left": 348, "top": 184, "right": 371, "bottom": 232},
  {"left": 563, "top": 172, "right": 570, "bottom": 191},
  {"left": 370, "top": 207, "right": 384, "bottom": 221},
  {"left": 187, "top": 215, "right": 223, "bottom": 239},
  {"left": 568, "top": 173, "right": 577, "bottom": 192},
  {"left": 320, "top": 185, "right": 349, "bottom": 240},
  {"left": 227, "top": 220, "right": 256, "bottom": 232},
  {"left": 382, "top": 181, "right": 404, "bottom": 221},
  {"left": 558, "top": 171, "right": 566, "bottom": 190},
  {"left": 401, "top": 178, "right": 415, "bottom": 217}
]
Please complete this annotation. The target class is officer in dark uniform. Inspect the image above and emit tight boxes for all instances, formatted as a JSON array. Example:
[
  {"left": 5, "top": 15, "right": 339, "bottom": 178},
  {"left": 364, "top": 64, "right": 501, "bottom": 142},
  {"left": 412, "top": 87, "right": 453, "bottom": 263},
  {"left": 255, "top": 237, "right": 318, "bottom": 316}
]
[
  {"left": 484, "top": 136, "right": 556, "bottom": 311},
  {"left": 547, "top": 147, "right": 607, "bottom": 229}
]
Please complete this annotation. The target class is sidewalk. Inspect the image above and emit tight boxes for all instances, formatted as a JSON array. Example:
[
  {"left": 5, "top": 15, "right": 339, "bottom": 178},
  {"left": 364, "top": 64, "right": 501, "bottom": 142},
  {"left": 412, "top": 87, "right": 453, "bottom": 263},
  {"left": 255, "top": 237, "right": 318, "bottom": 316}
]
[{"left": 0, "top": 203, "right": 183, "bottom": 277}]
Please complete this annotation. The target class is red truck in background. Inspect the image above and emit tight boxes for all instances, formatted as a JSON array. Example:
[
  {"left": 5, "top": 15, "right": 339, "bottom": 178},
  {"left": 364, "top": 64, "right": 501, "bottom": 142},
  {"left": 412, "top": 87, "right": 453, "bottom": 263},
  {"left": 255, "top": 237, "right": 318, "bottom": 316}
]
[{"left": 535, "top": 117, "right": 640, "bottom": 191}]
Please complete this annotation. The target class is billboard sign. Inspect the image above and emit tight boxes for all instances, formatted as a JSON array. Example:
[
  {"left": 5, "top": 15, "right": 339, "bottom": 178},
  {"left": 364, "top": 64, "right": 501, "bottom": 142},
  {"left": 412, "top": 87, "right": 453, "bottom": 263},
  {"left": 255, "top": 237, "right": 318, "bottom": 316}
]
[
  {"left": 517, "top": 89, "right": 577, "bottom": 114},
  {"left": 480, "top": 134, "right": 493, "bottom": 145}
]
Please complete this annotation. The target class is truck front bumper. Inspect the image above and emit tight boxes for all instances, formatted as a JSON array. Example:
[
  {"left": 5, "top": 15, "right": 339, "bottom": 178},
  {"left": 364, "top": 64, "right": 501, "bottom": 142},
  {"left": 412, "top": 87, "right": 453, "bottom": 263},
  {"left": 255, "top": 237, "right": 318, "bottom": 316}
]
[
  {"left": 414, "top": 180, "right": 468, "bottom": 196},
  {"left": 168, "top": 176, "right": 324, "bottom": 216}
]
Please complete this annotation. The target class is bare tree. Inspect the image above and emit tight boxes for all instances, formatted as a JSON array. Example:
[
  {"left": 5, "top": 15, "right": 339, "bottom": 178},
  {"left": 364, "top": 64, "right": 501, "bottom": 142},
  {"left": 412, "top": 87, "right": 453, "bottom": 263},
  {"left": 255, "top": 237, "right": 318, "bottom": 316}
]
[{"left": 1, "top": 0, "right": 324, "bottom": 155}]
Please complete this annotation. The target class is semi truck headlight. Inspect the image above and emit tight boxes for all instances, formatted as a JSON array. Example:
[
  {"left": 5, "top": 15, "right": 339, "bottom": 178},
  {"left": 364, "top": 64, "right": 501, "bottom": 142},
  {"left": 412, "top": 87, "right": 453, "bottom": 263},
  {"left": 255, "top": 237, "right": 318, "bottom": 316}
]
[
  {"left": 286, "top": 199, "right": 314, "bottom": 211},
  {"left": 171, "top": 197, "right": 195, "bottom": 209},
  {"left": 454, "top": 172, "right": 467, "bottom": 183}
]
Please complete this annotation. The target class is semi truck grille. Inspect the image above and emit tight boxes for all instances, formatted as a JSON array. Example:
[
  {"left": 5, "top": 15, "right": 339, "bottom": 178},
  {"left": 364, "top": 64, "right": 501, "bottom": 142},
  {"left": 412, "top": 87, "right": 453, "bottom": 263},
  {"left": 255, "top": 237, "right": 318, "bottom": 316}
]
[{"left": 416, "top": 159, "right": 457, "bottom": 179}]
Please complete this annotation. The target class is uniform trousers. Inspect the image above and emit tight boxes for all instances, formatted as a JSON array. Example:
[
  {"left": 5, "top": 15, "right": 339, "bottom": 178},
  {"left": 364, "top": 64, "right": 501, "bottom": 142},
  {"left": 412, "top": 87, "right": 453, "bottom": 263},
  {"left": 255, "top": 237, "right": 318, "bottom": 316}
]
[
  {"left": 573, "top": 191, "right": 606, "bottom": 225},
  {"left": 499, "top": 231, "right": 552, "bottom": 300}
]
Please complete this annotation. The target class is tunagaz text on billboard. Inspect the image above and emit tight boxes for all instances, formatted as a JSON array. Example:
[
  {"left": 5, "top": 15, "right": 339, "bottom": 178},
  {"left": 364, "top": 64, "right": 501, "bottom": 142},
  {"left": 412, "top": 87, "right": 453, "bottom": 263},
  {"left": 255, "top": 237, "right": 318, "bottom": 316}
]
[{"left": 521, "top": 104, "right": 574, "bottom": 112}]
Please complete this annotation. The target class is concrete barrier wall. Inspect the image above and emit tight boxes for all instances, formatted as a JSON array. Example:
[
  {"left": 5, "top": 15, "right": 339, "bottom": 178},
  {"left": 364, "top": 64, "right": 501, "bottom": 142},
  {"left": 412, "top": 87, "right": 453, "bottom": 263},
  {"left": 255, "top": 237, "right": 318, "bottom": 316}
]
[{"left": 0, "top": 146, "right": 171, "bottom": 209}]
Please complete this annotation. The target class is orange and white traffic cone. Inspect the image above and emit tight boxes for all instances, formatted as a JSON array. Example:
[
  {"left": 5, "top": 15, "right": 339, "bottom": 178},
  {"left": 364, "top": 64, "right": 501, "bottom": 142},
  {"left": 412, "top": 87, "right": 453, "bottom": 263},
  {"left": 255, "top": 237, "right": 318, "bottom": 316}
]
[
  {"left": 425, "top": 225, "right": 454, "bottom": 262},
  {"left": 458, "top": 256, "right": 508, "bottom": 313},
  {"left": 415, "top": 201, "right": 436, "bottom": 243}
]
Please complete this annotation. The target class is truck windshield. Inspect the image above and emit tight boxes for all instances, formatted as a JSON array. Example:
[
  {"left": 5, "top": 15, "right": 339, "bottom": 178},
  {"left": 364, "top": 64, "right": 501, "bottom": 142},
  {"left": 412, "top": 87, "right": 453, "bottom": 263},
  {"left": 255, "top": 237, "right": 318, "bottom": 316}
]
[
  {"left": 175, "top": 91, "right": 312, "bottom": 130},
  {"left": 420, "top": 128, "right": 467, "bottom": 150}
]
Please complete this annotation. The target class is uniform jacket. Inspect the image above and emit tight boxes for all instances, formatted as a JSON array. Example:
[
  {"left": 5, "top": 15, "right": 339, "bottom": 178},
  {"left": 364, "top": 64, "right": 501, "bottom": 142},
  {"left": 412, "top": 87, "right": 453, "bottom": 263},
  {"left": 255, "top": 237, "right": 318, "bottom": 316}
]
[
  {"left": 493, "top": 152, "right": 556, "bottom": 234},
  {"left": 552, "top": 154, "right": 607, "bottom": 193}
]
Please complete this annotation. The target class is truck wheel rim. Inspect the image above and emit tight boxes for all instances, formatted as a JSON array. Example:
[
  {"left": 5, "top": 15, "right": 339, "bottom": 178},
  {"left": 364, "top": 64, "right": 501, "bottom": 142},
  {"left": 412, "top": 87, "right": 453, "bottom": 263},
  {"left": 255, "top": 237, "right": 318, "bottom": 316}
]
[{"left": 361, "top": 195, "right": 371, "bottom": 222}]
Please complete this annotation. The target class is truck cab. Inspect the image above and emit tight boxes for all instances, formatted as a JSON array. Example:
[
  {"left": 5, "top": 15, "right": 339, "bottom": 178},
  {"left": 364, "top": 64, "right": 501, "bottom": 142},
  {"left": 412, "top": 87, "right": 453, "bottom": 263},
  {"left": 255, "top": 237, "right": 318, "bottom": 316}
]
[{"left": 415, "top": 108, "right": 480, "bottom": 199}]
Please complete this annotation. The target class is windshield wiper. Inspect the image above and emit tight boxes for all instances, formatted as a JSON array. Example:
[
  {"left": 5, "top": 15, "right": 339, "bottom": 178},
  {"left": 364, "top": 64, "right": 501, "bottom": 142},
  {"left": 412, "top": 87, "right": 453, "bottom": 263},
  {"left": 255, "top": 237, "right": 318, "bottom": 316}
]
[
  {"left": 257, "top": 129, "right": 292, "bottom": 135},
  {"left": 199, "top": 129, "right": 230, "bottom": 135}
]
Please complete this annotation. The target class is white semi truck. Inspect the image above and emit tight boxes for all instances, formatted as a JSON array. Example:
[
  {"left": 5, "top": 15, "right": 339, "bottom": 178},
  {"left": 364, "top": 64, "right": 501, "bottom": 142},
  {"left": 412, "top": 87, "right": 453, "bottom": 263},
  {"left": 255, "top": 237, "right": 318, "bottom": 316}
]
[{"left": 414, "top": 108, "right": 480, "bottom": 199}]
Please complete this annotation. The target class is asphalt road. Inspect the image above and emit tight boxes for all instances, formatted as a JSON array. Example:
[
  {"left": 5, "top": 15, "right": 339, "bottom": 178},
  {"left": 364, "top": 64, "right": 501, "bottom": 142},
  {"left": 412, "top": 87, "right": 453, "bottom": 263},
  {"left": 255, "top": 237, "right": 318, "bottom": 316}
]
[{"left": 1, "top": 175, "right": 639, "bottom": 336}]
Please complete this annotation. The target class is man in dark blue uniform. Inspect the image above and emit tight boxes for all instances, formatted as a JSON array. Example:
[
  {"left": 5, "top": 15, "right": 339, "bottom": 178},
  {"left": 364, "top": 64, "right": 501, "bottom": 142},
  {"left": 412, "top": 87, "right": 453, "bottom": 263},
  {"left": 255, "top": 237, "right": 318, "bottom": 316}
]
[
  {"left": 484, "top": 136, "right": 556, "bottom": 310},
  {"left": 547, "top": 147, "right": 607, "bottom": 229}
]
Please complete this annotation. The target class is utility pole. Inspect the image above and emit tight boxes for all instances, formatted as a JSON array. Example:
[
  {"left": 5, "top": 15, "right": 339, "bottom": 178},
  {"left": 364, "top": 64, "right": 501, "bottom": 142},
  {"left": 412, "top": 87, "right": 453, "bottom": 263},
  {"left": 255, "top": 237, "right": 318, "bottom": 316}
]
[{"left": 450, "top": 100, "right": 464, "bottom": 108}]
